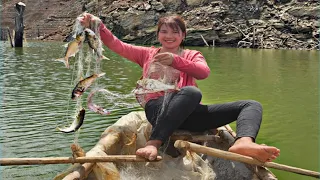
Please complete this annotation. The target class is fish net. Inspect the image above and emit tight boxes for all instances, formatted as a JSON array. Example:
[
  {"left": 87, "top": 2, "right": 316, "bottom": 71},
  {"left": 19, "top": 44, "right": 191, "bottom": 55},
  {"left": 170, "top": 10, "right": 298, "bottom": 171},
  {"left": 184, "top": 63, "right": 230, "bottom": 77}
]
[
  {"left": 56, "top": 14, "right": 139, "bottom": 137},
  {"left": 135, "top": 61, "right": 180, "bottom": 107}
]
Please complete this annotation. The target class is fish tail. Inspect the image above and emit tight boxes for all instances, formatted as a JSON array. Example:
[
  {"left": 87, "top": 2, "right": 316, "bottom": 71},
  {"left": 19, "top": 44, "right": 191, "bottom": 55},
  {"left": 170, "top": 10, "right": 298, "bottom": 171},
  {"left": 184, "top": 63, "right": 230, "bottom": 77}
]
[
  {"left": 101, "top": 55, "right": 110, "bottom": 60},
  {"left": 97, "top": 55, "right": 109, "bottom": 62},
  {"left": 64, "top": 57, "right": 70, "bottom": 69}
]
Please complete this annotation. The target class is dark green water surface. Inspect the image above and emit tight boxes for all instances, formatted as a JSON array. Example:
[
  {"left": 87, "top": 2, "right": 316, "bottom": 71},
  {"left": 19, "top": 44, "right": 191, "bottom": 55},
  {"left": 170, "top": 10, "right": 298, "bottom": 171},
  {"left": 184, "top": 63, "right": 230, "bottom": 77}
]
[{"left": 0, "top": 41, "right": 318, "bottom": 180}]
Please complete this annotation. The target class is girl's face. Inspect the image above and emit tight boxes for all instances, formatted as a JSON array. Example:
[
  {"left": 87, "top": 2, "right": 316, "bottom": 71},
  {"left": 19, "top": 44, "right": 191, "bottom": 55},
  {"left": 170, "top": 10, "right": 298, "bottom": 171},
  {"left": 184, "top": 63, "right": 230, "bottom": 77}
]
[{"left": 158, "top": 24, "right": 185, "bottom": 50}]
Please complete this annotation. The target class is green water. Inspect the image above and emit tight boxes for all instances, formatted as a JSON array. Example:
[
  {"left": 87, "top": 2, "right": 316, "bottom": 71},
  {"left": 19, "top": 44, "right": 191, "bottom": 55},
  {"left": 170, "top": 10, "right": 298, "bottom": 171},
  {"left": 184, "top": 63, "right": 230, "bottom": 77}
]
[{"left": 0, "top": 41, "right": 318, "bottom": 180}]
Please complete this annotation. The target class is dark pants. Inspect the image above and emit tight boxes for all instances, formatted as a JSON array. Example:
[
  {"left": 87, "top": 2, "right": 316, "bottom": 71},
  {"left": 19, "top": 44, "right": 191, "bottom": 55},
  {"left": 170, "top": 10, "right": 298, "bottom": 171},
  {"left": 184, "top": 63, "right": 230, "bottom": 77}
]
[{"left": 144, "top": 86, "right": 262, "bottom": 143}]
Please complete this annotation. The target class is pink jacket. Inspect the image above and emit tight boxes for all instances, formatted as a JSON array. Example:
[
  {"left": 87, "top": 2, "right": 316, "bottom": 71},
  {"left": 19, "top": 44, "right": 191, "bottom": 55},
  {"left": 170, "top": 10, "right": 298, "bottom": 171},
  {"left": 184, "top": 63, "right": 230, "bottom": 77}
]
[{"left": 99, "top": 24, "right": 211, "bottom": 104}]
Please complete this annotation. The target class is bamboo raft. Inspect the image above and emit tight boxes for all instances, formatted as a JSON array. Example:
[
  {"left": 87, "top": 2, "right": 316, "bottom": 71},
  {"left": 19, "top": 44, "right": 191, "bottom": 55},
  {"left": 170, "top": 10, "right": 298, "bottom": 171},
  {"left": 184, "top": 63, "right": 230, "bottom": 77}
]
[{"left": 53, "top": 111, "right": 278, "bottom": 180}]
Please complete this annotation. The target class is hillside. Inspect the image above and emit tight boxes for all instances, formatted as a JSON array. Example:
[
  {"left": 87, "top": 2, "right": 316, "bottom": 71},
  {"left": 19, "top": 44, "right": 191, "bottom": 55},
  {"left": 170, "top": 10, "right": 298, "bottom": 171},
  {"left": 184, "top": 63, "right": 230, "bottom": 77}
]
[
  {"left": 1, "top": 0, "right": 83, "bottom": 41},
  {"left": 1, "top": 0, "right": 319, "bottom": 50}
]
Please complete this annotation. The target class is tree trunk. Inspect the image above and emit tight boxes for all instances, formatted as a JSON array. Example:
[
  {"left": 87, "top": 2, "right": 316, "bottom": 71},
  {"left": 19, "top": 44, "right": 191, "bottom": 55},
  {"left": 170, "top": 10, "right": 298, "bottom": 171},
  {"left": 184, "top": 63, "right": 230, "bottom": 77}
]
[{"left": 14, "top": 2, "right": 26, "bottom": 47}]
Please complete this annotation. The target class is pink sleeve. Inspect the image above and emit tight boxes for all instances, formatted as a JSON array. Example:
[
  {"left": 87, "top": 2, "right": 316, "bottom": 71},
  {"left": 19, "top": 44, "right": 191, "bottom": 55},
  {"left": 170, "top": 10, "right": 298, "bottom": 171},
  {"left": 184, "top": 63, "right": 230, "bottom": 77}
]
[
  {"left": 171, "top": 51, "right": 210, "bottom": 80},
  {"left": 99, "top": 23, "right": 149, "bottom": 67}
]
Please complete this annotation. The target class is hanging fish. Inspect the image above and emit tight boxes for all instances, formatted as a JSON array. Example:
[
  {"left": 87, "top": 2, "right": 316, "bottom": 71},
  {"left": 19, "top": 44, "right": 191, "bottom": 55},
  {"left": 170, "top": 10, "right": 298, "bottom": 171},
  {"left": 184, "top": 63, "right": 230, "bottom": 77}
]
[
  {"left": 87, "top": 89, "right": 111, "bottom": 115},
  {"left": 71, "top": 73, "right": 106, "bottom": 100},
  {"left": 57, "top": 108, "right": 85, "bottom": 133},
  {"left": 56, "top": 33, "right": 85, "bottom": 68},
  {"left": 84, "top": 28, "right": 109, "bottom": 61}
]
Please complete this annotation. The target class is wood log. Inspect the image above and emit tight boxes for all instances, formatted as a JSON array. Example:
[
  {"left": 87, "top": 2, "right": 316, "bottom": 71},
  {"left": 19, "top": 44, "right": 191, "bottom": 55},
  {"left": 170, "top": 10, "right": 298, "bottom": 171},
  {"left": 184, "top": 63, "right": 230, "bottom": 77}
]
[
  {"left": 174, "top": 140, "right": 320, "bottom": 179},
  {"left": 14, "top": 2, "right": 26, "bottom": 47},
  {"left": 200, "top": 34, "right": 209, "bottom": 46},
  {"left": 0, "top": 156, "right": 162, "bottom": 166},
  {"left": 7, "top": 27, "right": 14, "bottom": 47}
]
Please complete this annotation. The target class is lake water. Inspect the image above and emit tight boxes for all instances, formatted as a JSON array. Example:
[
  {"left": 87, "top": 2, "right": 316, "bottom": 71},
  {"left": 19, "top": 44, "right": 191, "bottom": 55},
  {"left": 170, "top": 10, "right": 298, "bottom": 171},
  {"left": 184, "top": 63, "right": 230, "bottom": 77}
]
[{"left": 0, "top": 41, "right": 318, "bottom": 180}]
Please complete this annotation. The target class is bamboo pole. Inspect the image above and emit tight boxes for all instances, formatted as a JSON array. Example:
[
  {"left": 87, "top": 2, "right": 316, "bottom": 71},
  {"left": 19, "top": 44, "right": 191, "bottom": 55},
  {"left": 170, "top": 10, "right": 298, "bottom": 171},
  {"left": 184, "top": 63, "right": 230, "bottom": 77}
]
[
  {"left": 0, "top": 156, "right": 162, "bottom": 166},
  {"left": 174, "top": 140, "right": 320, "bottom": 179},
  {"left": 170, "top": 134, "right": 221, "bottom": 142}
]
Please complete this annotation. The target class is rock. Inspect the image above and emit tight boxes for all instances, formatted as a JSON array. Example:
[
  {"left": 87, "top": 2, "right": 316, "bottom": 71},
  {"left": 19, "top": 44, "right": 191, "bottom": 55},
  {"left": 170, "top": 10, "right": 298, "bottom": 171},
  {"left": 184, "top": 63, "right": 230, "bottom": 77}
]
[
  {"left": 160, "top": 0, "right": 183, "bottom": 11},
  {"left": 217, "top": 31, "right": 243, "bottom": 44},
  {"left": 185, "top": 28, "right": 218, "bottom": 46},
  {"left": 273, "top": 22, "right": 285, "bottom": 29},
  {"left": 248, "top": 19, "right": 266, "bottom": 26},
  {"left": 287, "top": 6, "right": 320, "bottom": 18},
  {"left": 186, "top": 0, "right": 211, "bottom": 7},
  {"left": 151, "top": 1, "right": 165, "bottom": 12}
]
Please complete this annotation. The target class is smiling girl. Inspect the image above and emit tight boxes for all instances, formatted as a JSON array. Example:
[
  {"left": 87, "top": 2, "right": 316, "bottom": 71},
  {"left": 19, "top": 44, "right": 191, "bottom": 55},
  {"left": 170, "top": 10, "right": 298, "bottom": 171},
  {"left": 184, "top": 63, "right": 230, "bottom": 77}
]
[{"left": 79, "top": 13, "right": 280, "bottom": 163}]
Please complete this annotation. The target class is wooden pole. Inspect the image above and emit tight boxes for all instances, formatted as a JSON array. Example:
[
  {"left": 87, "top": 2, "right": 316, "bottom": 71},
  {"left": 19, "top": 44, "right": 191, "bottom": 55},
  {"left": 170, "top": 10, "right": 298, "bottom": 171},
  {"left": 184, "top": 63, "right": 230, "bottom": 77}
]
[
  {"left": 200, "top": 34, "right": 209, "bottom": 46},
  {"left": 14, "top": 2, "right": 26, "bottom": 47},
  {"left": 7, "top": 27, "right": 14, "bottom": 47},
  {"left": 0, "top": 155, "right": 162, "bottom": 166},
  {"left": 174, "top": 140, "right": 320, "bottom": 179},
  {"left": 170, "top": 134, "right": 221, "bottom": 142}
]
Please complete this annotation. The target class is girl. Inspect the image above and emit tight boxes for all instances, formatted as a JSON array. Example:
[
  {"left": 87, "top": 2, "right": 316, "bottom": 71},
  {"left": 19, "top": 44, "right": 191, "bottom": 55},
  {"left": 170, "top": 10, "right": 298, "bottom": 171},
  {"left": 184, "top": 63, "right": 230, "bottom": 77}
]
[{"left": 78, "top": 13, "right": 280, "bottom": 162}]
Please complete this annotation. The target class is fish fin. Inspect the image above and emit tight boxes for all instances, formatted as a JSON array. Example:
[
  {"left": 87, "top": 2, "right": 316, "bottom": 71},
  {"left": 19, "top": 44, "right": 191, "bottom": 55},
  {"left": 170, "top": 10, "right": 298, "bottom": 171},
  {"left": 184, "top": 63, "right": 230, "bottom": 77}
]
[
  {"left": 70, "top": 53, "right": 77, "bottom": 57},
  {"left": 55, "top": 57, "right": 70, "bottom": 69},
  {"left": 63, "top": 43, "right": 68, "bottom": 48},
  {"left": 97, "top": 73, "right": 106, "bottom": 77},
  {"left": 84, "top": 28, "right": 95, "bottom": 36}
]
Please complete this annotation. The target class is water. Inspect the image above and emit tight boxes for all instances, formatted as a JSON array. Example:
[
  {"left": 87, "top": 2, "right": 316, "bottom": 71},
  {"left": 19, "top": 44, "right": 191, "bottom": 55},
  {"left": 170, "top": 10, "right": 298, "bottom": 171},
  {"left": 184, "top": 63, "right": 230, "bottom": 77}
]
[{"left": 0, "top": 41, "right": 318, "bottom": 180}]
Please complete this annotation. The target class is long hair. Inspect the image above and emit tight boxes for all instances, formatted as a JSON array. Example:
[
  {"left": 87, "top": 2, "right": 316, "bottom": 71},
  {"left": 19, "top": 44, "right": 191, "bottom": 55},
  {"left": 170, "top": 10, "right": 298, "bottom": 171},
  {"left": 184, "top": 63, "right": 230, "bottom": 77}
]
[{"left": 156, "top": 15, "right": 186, "bottom": 48}]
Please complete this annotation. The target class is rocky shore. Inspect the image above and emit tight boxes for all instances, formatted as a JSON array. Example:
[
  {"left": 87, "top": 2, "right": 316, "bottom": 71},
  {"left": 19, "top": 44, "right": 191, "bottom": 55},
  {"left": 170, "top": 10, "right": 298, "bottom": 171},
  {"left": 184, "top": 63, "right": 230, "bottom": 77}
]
[{"left": 1, "top": 0, "right": 319, "bottom": 50}]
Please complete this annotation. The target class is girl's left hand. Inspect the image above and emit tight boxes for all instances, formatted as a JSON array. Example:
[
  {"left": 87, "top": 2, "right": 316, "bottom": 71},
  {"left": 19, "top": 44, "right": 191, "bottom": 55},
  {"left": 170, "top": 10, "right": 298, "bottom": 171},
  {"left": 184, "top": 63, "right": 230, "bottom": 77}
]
[{"left": 153, "top": 52, "right": 174, "bottom": 66}]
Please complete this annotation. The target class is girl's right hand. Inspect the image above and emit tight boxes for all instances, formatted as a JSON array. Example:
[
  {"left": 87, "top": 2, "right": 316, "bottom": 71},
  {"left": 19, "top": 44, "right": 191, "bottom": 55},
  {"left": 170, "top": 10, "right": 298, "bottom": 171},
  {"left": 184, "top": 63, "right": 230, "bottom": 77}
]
[{"left": 77, "top": 12, "right": 101, "bottom": 29}]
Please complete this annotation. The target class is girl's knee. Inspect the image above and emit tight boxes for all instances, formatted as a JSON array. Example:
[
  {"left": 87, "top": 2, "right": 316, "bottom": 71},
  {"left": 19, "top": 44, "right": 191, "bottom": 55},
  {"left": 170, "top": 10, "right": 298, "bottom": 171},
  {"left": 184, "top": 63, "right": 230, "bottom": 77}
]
[
  {"left": 244, "top": 100, "right": 262, "bottom": 111},
  {"left": 181, "top": 86, "right": 202, "bottom": 100}
]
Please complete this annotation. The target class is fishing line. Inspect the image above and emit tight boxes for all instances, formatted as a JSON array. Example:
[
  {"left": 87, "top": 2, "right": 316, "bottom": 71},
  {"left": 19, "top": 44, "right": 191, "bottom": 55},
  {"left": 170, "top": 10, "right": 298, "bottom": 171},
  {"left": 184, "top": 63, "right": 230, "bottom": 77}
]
[
  {"left": 56, "top": 20, "right": 85, "bottom": 129},
  {"left": 87, "top": 88, "right": 140, "bottom": 115}
]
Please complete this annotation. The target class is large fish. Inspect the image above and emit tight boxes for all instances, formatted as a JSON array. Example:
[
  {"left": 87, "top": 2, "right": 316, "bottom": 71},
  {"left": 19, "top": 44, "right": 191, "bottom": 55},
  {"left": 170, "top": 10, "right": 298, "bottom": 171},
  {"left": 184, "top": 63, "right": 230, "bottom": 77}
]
[
  {"left": 133, "top": 78, "right": 180, "bottom": 95},
  {"left": 87, "top": 89, "right": 111, "bottom": 115},
  {"left": 71, "top": 73, "right": 106, "bottom": 100},
  {"left": 57, "top": 108, "right": 85, "bottom": 133},
  {"left": 84, "top": 28, "right": 109, "bottom": 61},
  {"left": 56, "top": 33, "right": 85, "bottom": 68}
]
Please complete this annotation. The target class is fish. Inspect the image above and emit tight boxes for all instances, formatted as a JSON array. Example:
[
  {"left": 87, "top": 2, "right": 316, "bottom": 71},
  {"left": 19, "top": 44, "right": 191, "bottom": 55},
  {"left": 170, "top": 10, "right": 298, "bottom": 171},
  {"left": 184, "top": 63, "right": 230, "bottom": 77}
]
[
  {"left": 56, "top": 33, "right": 85, "bottom": 68},
  {"left": 71, "top": 73, "right": 106, "bottom": 100},
  {"left": 88, "top": 103, "right": 111, "bottom": 115},
  {"left": 57, "top": 108, "right": 85, "bottom": 133},
  {"left": 87, "top": 89, "right": 111, "bottom": 115},
  {"left": 84, "top": 28, "right": 109, "bottom": 61},
  {"left": 133, "top": 78, "right": 180, "bottom": 95}
]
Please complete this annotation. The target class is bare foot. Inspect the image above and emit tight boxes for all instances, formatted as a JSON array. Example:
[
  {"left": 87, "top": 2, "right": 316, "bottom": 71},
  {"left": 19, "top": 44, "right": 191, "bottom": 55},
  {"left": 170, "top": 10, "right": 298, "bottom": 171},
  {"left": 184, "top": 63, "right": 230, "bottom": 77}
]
[
  {"left": 228, "top": 137, "right": 280, "bottom": 162},
  {"left": 136, "top": 140, "right": 162, "bottom": 161}
]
